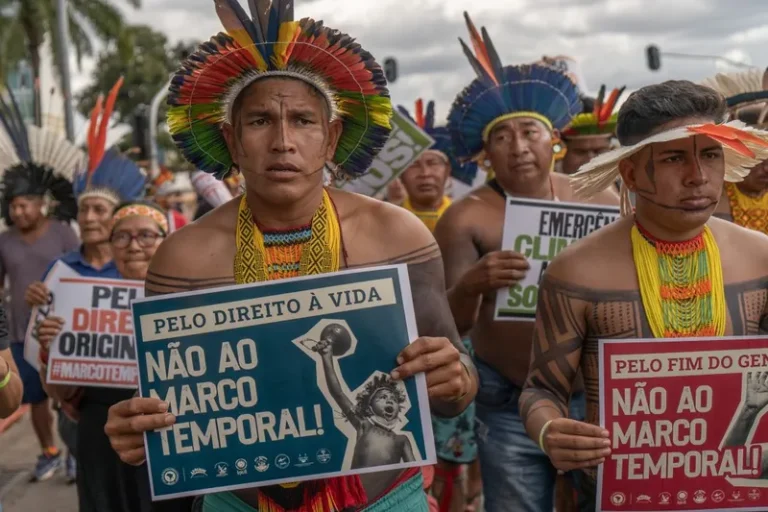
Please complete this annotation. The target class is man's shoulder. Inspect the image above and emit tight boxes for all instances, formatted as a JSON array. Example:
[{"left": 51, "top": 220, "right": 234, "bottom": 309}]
[
  {"left": 149, "top": 198, "right": 238, "bottom": 278},
  {"left": 710, "top": 215, "right": 768, "bottom": 244},
  {"left": 334, "top": 190, "right": 437, "bottom": 264},
  {"left": 546, "top": 215, "right": 633, "bottom": 283}
]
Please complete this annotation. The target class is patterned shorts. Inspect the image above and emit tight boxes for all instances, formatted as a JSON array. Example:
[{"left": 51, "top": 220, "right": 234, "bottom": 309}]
[{"left": 431, "top": 339, "right": 477, "bottom": 464}]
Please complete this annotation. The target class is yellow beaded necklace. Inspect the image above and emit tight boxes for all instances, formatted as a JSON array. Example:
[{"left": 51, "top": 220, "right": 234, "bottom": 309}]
[
  {"left": 234, "top": 190, "right": 341, "bottom": 284},
  {"left": 725, "top": 182, "right": 768, "bottom": 235},
  {"left": 402, "top": 195, "right": 452, "bottom": 233},
  {"left": 631, "top": 222, "right": 726, "bottom": 338}
]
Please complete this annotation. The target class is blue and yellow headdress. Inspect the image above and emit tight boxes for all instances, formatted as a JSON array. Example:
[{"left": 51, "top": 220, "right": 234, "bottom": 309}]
[
  {"left": 562, "top": 85, "right": 626, "bottom": 139},
  {"left": 0, "top": 86, "right": 82, "bottom": 226},
  {"left": 73, "top": 77, "right": 146, "bottom": 206},
  {"left": 167, "top": 0, "right": 393, "bottom": 180},
  {"left": 397, "top": 99, "right": 478, "bottom": 185},
  {"left": 447, "top": 12, "right": 582, "bottom": 161}
]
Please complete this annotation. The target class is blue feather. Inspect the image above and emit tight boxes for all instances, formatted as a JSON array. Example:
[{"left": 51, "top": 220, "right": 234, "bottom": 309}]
[
  {"left": 425, "top": 101, "right": 435, "bottom": 131},
  {"left": 75, "top": 148, "right": 145, "bottom": 202},
  {"left": 225, "top": 0, "right": 266, "bottom": 61}
]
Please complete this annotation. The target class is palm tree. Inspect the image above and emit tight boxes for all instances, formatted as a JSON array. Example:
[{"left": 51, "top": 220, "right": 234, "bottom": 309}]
[{"left": 0, "top": 0, "right": 140, "bottom": 84}]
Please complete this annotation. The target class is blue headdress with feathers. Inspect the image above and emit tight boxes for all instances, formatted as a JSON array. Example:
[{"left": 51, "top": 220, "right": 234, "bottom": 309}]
[
  {"left": 397, "top": 99, "right": 478, "bottom": 185},
  {"left": 447, "top": 12, "right": 582, "bottom": 161},
  {"left": 0, "top": 85, "right": 82, "bottom": 225},
  {"left": 73, "top": 78, "right": 146, "bottom": 205}
]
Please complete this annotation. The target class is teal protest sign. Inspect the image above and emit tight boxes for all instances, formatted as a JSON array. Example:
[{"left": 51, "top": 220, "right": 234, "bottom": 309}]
[
  {"left": 132, "top": 266, "right": 435, "bottom": 500},
  {"left": 336, "top": 110, "right": 434, "bottom": 197}
]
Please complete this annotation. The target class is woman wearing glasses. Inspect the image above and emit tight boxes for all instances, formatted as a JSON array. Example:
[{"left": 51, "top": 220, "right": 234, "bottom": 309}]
[{"left": 36, "top": 200, "right": 167, "bottom": 512}]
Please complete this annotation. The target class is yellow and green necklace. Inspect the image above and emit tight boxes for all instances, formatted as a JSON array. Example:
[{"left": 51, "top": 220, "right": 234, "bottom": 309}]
[{"left": 631, "top": 221, "right": 726, "bottom": 338}]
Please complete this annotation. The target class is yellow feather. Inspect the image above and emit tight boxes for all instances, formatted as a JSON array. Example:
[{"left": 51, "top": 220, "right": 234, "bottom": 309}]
[
  {"left": 272, "top": 22, "right": 301, "bottom": 69},
  {"left": 228, "top": 28, "right": 267, "bottom": 70}
]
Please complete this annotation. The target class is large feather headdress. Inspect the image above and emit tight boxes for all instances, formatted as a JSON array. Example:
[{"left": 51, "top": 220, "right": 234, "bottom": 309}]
[
  {"left": 0, "top": 85, "right": 81, "bottom": 226},
  {"left": 72, "top": 77, "right": 146, "bottom": 206},
  {"left": 701, "top": 68, "right": 768, "bottom": 127},
  {"left": 167, "top": 0, "right": 393, "bottom": 180},
  {"left": 447, "top": 12, "right": 582, "bottom": 161},
  {"left": 397, "top": 99, "right": 478, "bottom": 185},
  {"left": 562, "top": 85, "right": 626, "bottom": 139}
]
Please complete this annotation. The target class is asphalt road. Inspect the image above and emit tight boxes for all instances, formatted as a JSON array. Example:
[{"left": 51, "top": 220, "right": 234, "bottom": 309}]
[{"left": 0, "top": 411, "right": 77, "bottom": 512}]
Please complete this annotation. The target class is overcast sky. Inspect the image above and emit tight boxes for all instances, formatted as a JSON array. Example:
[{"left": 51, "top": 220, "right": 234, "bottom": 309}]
[{"left": 71, "top": 0, "right": 768, "bottom": 123}]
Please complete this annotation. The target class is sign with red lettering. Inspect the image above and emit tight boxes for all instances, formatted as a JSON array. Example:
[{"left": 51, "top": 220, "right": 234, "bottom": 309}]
[
  {"left": 46, "top": 275, "right": 144, "bottom": 388},
  {"left": 598, "top": 336, "right": 768, "bottom": 511}
]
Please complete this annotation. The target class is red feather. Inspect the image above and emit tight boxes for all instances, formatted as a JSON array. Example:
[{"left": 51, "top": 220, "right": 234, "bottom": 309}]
[
  {"left": 87, "top": 96, "right": 103, "bottom": 174},
  {"left": 415, "top": 99, "right": 424, "bottom": 129},
  {"left": 464, "top": 14, "right": 498, "bottom": 85},
  {"left": 92, "top": 77, "right": 124, "bottom": 171},
  {"left": 689, "top": 124, "right": 768, "bottom": 147}
]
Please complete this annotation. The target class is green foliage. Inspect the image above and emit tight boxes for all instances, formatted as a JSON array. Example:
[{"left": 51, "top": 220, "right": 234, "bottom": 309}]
[
  {"left": 0, "top": 0, "right": 141, "bottom": 82},
  {"left": 76, "top": 26, "right": 198, "bottom": 124}
]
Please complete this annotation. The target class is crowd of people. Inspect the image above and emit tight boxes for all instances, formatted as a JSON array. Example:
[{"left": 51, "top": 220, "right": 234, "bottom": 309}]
[{"left": 2, "top": 2, "right": 768, "bottom": 512}]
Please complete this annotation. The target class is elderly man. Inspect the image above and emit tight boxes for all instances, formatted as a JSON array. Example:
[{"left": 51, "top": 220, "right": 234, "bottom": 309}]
[
  {"left": 103, "top": 2, "right": 477, "bottom": 511},
  {"left": 520, "top": 80, "right": 768, "bottom": 511},
  {"left": 434, "top": 12, "right": 619, "bottom": 512},
  {"left": 397, "top": 100, "right": 454, "bottom": 232}
]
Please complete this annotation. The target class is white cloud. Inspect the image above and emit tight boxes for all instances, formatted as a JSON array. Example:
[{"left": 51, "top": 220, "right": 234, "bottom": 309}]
[{"left": 69, "top": 0, "right": 768, "bottom": 123}]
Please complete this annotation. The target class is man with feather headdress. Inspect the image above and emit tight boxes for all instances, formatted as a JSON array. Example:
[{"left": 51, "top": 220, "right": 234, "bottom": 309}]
[
  {"left": 705, "top": 68, "right": 768, "bottom": 235},
  {"left": 0, "top": 85, "right": 81, "bottom": 482},
  {"left": 559, "top": 86, "right": 625, "bottom": 176},
  {"left": 103, "top": 1, "right": 477, "bottom": 511},
  {"left": 434, "top": 12, "right": 618, "bottom": 512},
  {"left": 520, "top": 79, "right": 768, "bottom": 511}
]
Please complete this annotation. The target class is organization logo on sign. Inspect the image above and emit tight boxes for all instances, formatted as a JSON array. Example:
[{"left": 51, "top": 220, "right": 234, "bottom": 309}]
[
  {"left": 254, "top": 456, "right": 270, "bottom": 473},
  {"left": 161, "top": 468, "right": 179, "bottom": 486},
  {"left": 214, "top": 462, "right": 229, "bottom": 477}
]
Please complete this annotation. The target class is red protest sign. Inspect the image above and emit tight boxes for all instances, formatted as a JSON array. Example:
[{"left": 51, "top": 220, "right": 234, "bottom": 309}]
[{"left": 598, "top": 336, "right": 768, "bottom": 511}]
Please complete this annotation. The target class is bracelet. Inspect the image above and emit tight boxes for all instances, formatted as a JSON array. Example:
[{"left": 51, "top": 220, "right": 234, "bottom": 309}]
[
  {"left": 538, "top": 420, "right": 554, "bottom": 454},
  {"left": 0, "top": 364, "right": 11, "bottom": 390},
  {"left": 449, "top": 361, "right": 472, "bottom": 403}
]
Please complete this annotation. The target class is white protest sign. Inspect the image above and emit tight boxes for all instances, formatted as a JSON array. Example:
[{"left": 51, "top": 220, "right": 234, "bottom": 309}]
[
  {"left": 24, "top": 261, "right": 80, "bottom": 371},
  {"left": 494, "top": 198, "right": 620, "bottom": 321},
  {"left": 46, "top": 276, "right": 144, "bottom": 388},
  {"left": 335, "top": 110, "right": 434, "bottom": 197}
]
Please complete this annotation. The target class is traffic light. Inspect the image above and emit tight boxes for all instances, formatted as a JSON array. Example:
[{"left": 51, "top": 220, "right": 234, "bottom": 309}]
[
  {"left": 646, "top": 45, "right": 661, "bottom": 71},
  {"left": 384, "top": 57, "right": 398, "bottom": 84}
]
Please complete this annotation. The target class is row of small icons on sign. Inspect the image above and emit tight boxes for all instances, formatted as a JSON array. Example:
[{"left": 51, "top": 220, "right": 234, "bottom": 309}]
[
  {"left": 161, "top": 449, "right": 333, "bottom": 486},
  {"left": 611, "top": 489, "right": 761, "bottom": 506}
]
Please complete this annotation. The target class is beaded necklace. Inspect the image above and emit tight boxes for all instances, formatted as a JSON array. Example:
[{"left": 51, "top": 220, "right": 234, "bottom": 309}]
[
  {"left": 725, "top": 182, "right": 768, "bottom": 235},
  {"left": 630, "top": 221, "right": 726, "bottom": 338},
  {"left": 234, "top": 190, "right": 341, "bottom": 283}
]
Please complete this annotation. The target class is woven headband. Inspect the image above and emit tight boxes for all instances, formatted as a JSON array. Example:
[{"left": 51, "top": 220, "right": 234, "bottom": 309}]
[{"left": 112, "top": 204, "right": 169, "bottom": 233}]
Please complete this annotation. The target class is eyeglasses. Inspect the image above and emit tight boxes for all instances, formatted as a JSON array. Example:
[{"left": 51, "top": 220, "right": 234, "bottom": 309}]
[{"left": 111, "top": 230, "right": 165, "bottom": 249}]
